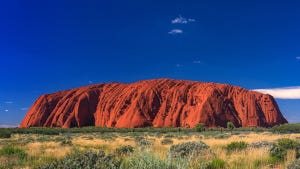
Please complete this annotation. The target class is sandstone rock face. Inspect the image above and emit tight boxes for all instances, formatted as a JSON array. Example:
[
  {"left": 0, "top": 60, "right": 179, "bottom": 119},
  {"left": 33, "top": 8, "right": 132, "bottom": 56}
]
[{"left": 20, "top": 79, "right": 287, "bottom": 128}]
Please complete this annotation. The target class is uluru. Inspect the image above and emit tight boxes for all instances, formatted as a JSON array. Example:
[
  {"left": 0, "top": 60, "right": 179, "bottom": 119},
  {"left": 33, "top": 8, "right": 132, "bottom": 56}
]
[{"left": 20, "top": 79, "right": 287, "bottom": 128}]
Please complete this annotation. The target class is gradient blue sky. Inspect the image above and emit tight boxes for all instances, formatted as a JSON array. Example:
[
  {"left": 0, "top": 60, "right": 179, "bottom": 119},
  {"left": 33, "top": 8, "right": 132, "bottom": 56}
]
[{"left": 0, "top": 0, "right": 299, "bottom": 126}]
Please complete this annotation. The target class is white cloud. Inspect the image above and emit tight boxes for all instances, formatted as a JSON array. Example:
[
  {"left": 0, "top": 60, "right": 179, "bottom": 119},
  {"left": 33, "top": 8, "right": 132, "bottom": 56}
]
[
  {"left": 253, "top": 86, "right": 300, "bottom": 99},
  {"left": 88, "top": 80, "right": 93, "bottom": 84},
  {"left": 188, "top": 18, "right": 196, "bottom": 22},
  {"left": 0, "top": 124, "right": 18, "bottom": 128},
  {"left": 193, "top": 60, "right": 201, "bottom": 64},
  {"left": 175, "top": 64, "right": 182, "bottom": 67},
  {"left": 4, "top": 101, "right": 13, "bottom": 104},
  {"left": 4, "top": 109, "right": 8, "bottom": 112},
  {"left": 172, "top": 15, "right": 195, "bottom": 24},
  {"left": 168, "top": 29, "right": 183, "bottom": 35},
  {"left": 296, "top": 56, "right": 300, "bottom": 60},
  {"left": 20, "top": 107, "right": 28, "bottom": 111}
]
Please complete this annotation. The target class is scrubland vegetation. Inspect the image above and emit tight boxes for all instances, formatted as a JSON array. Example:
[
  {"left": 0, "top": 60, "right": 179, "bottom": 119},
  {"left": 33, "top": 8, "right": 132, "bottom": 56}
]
[{"left": 0, "top": 123, "right": 300, "bottom": 169}]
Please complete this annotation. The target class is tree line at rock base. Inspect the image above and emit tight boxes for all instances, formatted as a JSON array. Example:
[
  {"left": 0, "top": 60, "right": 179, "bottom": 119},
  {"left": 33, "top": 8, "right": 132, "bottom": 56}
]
[{"left": 1, "top": 123, "right": 299, "bottom": 138}]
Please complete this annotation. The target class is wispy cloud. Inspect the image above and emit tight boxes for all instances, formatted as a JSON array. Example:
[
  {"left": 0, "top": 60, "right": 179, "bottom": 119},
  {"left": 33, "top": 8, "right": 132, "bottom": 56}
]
[
  {"left": 0, "top": 124, "right": 18, "bottom": 128},
  {"left": 296, "top": 56, "right": 300, "bottom": 60},
  {"left": 4, "top": 101, "right": 13, "bottom": 104},
  {"left": 172, "top": 15, "right": 195, "bottom": 24},
  {"left": 88, "top": 80, "right": 93, "bottom": 84},
  {"left": 253, "top": 86, "right": 300, "bottom": 99},
  {"left": 193, "top": 60, "right": 201, "bottom": 64},
  {"left": 168, "top": 29, "right": 183, "bottom": 35},
  {"left": 175, "top": 64, "right": 182, "bottom": 67},
  {"left": 4, "top": 109, "right": 8, "bottom": 112},
  {"left": 20, "top": 107, "right": 28, "bottom": 111}
]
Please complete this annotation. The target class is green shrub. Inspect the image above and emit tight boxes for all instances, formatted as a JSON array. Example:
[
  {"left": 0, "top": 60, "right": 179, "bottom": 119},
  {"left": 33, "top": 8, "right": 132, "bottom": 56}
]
[
  {"left": 287, "top": 158, "right": 300, "bottom": 169},
  {"left": 226, "top": 122, "right": 235, "bottom": 131},
  {"left": 0, "top": 145, "right": 27, "bottom": 159},
  {"left": 213, "top": 134, "right": 231, "bottom": 139},
  {"left": 161, "top": 138, "right": 173, "bottom": 145},
  {"left": 115, "top": 145, "right": 134, "bottom": 156},
  {"left": 60, "top": 137, "right": 72, "bottom": 146},
  {"left": 134, "top": 137, "right": 152, "bottom": 146},
  {"left": 272, "top": 123, "right": 300, "bottom": 133},
  {"left": 207, "top": 158, "right": 226, "bottom": 169},
  {"left": 270, "top": 138, "right": 300, "bottom": 161},
  {"left": 278, "top": 138, "right": 299, "bottom": 149},
  {"left": 0, "top": 129, "right": 11, "bottom": 138},
  {"left": 126, "top": 151, "right": 174, "bottom": 169},
  {"left": 195, "top": 123, "right": 206, "bottom": 132},
  {"left": 253, "top": 158, "right": 267, "bottom": 168},
  {"left": 168, "top": 141, "right": 213, "bottom": 160},
  {"left": 253, "top": 156, "right": 279, "bottom": 168},
  {"left": 36, "top": 135, "right": 52, "bottom": 142},
  {"left": 225, "top": 141, "right": 248, "bottom": 152},
  {"left": 37, "top": 150, "right": 121, "bottom": 169},
  {"left": 164, "top": 134, "right": 175, "bottom": 138}
]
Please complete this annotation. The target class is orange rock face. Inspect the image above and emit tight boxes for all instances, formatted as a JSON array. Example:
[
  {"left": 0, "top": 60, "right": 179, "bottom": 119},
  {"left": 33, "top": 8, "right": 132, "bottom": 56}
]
[{"left": 20, "top": 79, "right": 287, "bottom": 128}]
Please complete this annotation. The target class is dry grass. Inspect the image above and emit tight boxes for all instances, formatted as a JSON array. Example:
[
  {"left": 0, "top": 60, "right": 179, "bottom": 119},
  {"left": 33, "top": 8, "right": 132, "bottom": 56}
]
[
  {"left": 73, "top": 137, "right": 136, "bottom": 152},
  {"left": 1, "top": 132, "right": 300, "bottom": 169},
  {"left": 203, "top": 132, "right": 299, "bottom": 147},
  {"left": 26, "top": 142, "right": 72, "bottom": 158}
]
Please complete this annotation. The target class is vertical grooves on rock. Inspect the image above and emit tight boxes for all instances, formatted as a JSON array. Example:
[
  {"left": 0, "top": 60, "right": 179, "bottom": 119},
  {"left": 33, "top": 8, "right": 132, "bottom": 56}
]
[{"left": 20, "top": 79, "right": 288, "bottom": 128}]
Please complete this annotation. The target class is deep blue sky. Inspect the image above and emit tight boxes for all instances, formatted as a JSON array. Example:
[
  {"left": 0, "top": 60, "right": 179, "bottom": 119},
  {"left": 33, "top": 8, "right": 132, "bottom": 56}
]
[{"left": 0, "top": 0, "right": 299, "bottom": 126}]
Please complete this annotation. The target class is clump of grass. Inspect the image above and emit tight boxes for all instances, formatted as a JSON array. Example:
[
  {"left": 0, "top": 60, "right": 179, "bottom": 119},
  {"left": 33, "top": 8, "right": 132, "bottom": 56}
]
[
  {"left": 0, "top": 129, "right": 11, "bottom": 138},
  {"left": 213, "top": 134, "right": 231, "bottom": 139},
  {"left": 160, "top": 138, "right": 173, "bottom": 145},
  {"left": 53, "top": 136, "right": 65, "bottom": 142},
  {"left": 37, "top": 150, "right": 121, "bottom": 169},
  {"left": 168, "top": 141, "right": 213, "bottom": 160},
  {"left": 134, "top": 137, "right": 152, "bottom": 146},
  {"left": 270, "top": 138, "right": 300, "bottom": 161},
  {"left": 126, "top": 150, "right": 174, "bottom": 169},
  {"left": 206, "top": 158, "right": 226, "bottom": 169},
  {"left": 60, "top": 137, "right": 72, "bottom": 146},
  {"left": 82, "top": 136, "right": 94, "bottom": 140},
  {"left": 115, "top": 145, "right": 134, "bottom": 156},
  {"left": 123, "top": 138, "right": 130, "bottom": 142},
  {"left": 253, "top": 156, "right": 279, "bottom": 169},
  {"left": 225, "top": 141, "right": 248, "bottom": 152},
  {"left": 36, "top": 135, "right": 52, "bottom": 142},
  {"left": 0, "top": 145, "right": 27, "bottom": 160},
  {"left": 249, "top": 141, "right": 273, "bottom": 149}
]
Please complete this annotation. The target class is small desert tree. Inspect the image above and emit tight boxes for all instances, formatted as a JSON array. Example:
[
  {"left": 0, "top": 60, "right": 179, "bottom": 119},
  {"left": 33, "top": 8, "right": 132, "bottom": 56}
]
[
  {"left": 195, "top": 123, "right": 206, "bottom": 132},
  {"left": 227, "top": 121, "right": 235, "bottom": 133}
]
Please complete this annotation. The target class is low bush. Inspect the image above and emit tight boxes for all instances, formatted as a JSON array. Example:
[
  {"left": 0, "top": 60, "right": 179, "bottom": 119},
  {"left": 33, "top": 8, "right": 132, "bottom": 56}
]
[
  {"left": 272, "top": 123, "right": 300, "bottom": 133},
  {"left": 60, "top": 137, "right": 72, "bottom": 146},
  {"left": 195, "top": 123, "right": 206, "bottom": 132},
  {"left": 213, "top": 134, "right": 231, "bottom": 139},
  {"left": 161, "top": 138, "right": 173, "bottom": 145},
  {"left": 134, "top": 137, "right": 152, "bottom": 146},
  {"left": 115, "top": 145, "right": 134, "bottom": 156},
  {"left": 36, "top": 135, "right": 52, "bottom": 142},
  {"left": 270, "top": 138, "right": 300, "bottom": 161},
  {"left": 225, "top": 141, "right": 248, "bottom": 152},
  {"left": 164, "top": 134, "right": 175, "bottom": 138},
  {"left": 0, "top": 129, "right": 11, "bottom": 138},
  {"left": 206, "top": 158, "right": 226, "bottom": 169},
  {"left": 126, "top": 151, "right": 174, "bottom": 169},
  {"left": 0, "top": 145, "right": 27, "bottom": 160},
  {"left": 37, "top": 150, "right": 121, "bottom": 169},
  {"left": 249, "top": 141, "right": 273, "bottom": 149},
  {"left": 168, "top": 141, "right": 213, "bottom": 160},
  {"left": 253, "top": 156, "right": 280, "bottom": 168}
]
